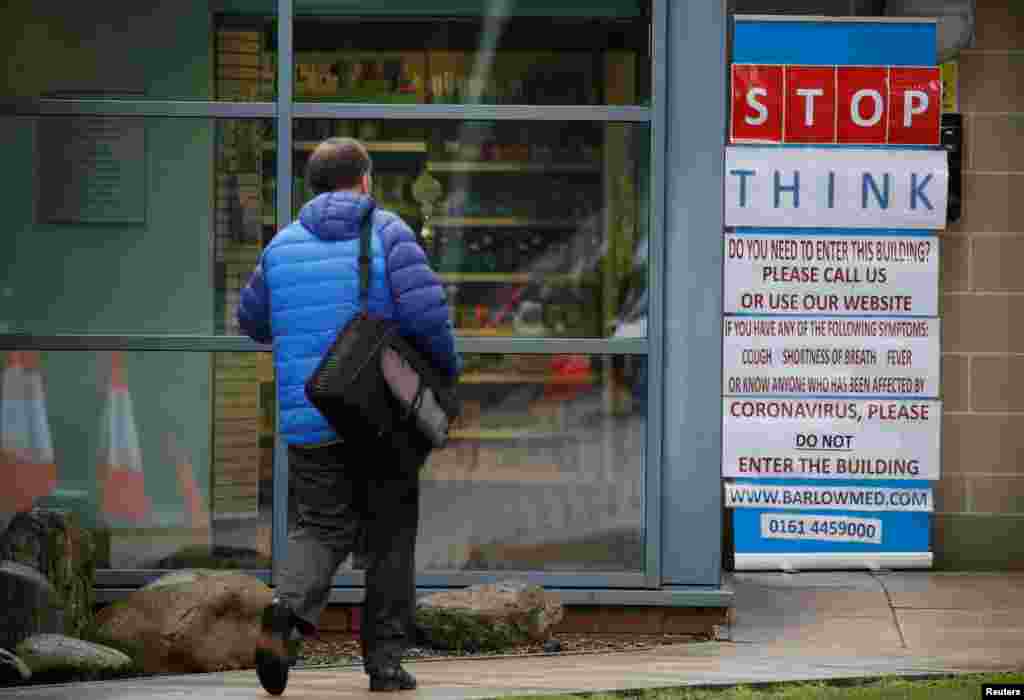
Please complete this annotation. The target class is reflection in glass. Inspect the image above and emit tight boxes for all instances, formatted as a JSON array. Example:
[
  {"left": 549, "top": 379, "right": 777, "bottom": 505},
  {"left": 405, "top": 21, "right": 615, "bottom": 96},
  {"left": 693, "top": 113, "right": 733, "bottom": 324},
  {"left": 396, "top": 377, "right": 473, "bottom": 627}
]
[
  {"left": 343, "top": 353, "right": 644, "bottom": 573},
  {"left": 0, "top": 2, "right": 277, "bottom": 100},
  {"left": 280, "top": 120, "right": 650, "bottom": 338},
  {"left": 289, "top": 9, "right": 651, "bottom": 106},
  {"left": 0, "top": 350, "right": 273, "bottom": 571},
  {"left": 0, "top": 116, "right": 274, "bottom": 336}
]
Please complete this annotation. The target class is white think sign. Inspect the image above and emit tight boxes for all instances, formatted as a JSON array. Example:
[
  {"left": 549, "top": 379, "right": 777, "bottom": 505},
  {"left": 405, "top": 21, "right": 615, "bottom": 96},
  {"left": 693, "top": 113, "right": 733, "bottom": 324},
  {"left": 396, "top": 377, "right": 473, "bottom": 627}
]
[
  {"left": 722, "top": 397, "right": 941, "bottom": 480},
  {"left": 723, "top": 317, "right": 940, "bottom": 398},
  {"left": 724, "top": 234, "right": 939, "bottom": 316},
  {"left": 725, "top": 147, "right": 948, "bottom": 229}
]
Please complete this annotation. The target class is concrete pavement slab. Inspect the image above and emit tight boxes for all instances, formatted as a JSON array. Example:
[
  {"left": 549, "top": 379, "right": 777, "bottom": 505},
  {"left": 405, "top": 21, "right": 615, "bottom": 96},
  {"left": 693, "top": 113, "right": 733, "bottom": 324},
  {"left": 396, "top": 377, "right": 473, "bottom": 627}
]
[
  {"left": 2, "top": 643, "right": 1018, "bottom": 700},
  {"left": 1, "top": 572, "right": 1021, "bottom": 699},
  {"left": 897, "top": 609, "right": 1024, "bottom": 655},
  {"left": 727, "top": 572, "right": 898, "bottom": 646},
  {"left": 877, "top": 572, "right": 1024, "bottom": 610}
]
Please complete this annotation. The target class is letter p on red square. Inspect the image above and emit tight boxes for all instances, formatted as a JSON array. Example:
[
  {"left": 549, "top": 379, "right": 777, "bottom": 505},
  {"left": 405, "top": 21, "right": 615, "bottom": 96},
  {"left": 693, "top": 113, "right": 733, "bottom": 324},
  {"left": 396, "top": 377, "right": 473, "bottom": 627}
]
[
  {"left": 731, "top": 65, "right": 783, "bottom": 143},
  {"left": 888, "top": 67, "right": 941, "bottom": 145}
]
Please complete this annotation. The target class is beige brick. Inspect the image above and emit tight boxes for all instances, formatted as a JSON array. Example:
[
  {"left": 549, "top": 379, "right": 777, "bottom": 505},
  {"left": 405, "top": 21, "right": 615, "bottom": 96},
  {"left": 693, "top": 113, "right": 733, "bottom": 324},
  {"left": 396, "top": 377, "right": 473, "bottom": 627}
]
[
  {"left": 936, "top": 474, "right": 1024, "bottom": 514},
  {"left": 960, "top": 174, "right": 1024, "bottom": 233},
  {"left": 218, "top": 53, "right": 260, "bottom": 69},
  {"left": 942, "top": 294, "right": 1024, "bottom": 353},
  {"left": 941, "top": 236, "right": 970, "bottom": 292},
  {"left": 972, "top": 356, "right": 1024, "bottom": 411},
  {"left": 934, "top": 473, "right": 966, "bottom": 512},
  {"left": 959, "top": 53, "right": 1024, "bottom": 113},
  {"left": 973, "top": 0, "right": 1024, "bottom": 51},
  {"left": 973, "top": 236, "right": 1024, "bottom": 291},
  {"left": 942, "top": 354, "right": 969, "bottom": 412},
  {"left": 942, "top": 413, "right": 1024, "bottom": 475},
  {"left": 970, "top": 114, "right": 1024, "bottom": 173},
  {"left": 217, "top": 66, "right": 261, "bottom": 81}
]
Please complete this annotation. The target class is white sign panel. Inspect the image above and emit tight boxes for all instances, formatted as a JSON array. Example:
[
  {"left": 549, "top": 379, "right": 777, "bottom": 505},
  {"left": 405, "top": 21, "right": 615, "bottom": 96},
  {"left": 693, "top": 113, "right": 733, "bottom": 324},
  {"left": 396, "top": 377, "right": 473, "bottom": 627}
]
[
  {"left": 724, "top": 234, "right": 939, "bottom": 316},
  {"left": 725, "top": 147, "right": 948, "bottom": 229},
  {"left": 725, "top": 483, "right": 933, "bottom": 512},
  {"left": 723, "top": 317, "right": 939, "bottom": 397},
  {"left": 722, "top": 397, "right": 941, "bottom": 480},
  {"left": 760, "top": 513, "right": 883, "bottom": 545}
]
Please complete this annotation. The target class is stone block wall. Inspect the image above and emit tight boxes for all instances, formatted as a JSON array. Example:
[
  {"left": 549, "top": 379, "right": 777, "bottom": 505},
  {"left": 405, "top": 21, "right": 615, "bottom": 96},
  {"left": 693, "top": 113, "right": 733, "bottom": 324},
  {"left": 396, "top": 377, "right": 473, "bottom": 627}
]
[{"left": 936, "top": 0, "right": 1024, "bottom": 569}]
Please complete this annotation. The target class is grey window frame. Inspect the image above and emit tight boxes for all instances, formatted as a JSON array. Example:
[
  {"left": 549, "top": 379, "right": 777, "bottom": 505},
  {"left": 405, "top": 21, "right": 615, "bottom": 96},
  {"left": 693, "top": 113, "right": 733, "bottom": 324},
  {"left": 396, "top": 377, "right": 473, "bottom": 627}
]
[{"left": 0, "top": 0, "right": 737, "bottom": 606}]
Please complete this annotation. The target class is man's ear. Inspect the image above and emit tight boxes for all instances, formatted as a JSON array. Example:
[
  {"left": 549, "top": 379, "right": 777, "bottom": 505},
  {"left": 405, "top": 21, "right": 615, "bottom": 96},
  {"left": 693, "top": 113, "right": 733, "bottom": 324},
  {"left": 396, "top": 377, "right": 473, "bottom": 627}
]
[{"left": 361, "top": 173, "right": 372, "bottom": 195}]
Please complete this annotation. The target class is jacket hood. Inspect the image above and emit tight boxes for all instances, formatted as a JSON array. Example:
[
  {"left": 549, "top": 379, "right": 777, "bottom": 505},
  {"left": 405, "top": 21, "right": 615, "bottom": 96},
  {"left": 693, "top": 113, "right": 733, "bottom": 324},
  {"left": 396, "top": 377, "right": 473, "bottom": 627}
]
[{"left": 298, "top": 191, "right": 374, "bottom": 241}]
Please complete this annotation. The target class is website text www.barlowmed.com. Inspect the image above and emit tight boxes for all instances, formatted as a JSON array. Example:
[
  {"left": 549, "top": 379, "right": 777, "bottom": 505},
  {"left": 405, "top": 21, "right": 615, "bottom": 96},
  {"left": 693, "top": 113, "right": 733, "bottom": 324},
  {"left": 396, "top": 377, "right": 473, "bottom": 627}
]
[{"left": 725, "top": 483, "right": 932, "bottom": 511}]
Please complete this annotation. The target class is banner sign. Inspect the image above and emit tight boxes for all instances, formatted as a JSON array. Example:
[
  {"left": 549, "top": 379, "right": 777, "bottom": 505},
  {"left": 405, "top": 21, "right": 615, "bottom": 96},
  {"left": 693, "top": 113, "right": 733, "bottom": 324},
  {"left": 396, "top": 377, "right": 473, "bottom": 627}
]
[
  {"left": 731, "top": 64, "right": 942, "bottom": 145},
  {"left": 723, "top": 316, "right": 939, "bottom": 397},
  {"left": 760, "top": 513, "right": 883, "bottom": 544},
  {"left": 724, "top": 233, "right": 939, "bottom": 316},
  {"left": 725, "top": 147, "right": 948, "bottom": 230},
  {"left": 725, "top": 482, "right": 933, "bottom": 512},
  {"left": 723, "top": 16, "right": 944, "bottom": 571},
  {"left": 722, "top": 397, "right": 941, "bottom": 480}
]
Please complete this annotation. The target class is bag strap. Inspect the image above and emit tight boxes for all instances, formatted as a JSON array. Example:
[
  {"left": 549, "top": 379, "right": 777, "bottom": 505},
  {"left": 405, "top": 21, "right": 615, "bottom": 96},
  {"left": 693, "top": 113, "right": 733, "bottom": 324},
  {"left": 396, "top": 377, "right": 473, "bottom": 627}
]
[{"left": 358, "top": 204, "right": 375, "bottom": 317}]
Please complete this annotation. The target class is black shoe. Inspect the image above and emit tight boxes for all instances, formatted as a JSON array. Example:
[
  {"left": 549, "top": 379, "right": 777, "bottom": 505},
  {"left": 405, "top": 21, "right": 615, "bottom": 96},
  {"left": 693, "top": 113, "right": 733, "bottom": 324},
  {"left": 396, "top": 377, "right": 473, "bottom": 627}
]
[
  {"left": 368, "top": 665, "right": 417, "bottom": 692},
  {"left": 255, "top": 599, "right": 299, "bottom": 695}
]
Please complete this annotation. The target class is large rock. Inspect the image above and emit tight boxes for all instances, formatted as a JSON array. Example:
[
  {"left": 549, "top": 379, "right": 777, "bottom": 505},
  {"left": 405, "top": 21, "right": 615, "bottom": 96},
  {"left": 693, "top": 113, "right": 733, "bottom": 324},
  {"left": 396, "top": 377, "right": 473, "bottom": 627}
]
[
  {"left": 94, "top": 569, "right": 273, "bottom": 673},
  {"left": 0, "top": 648, "right": 31, "bottom": 685},
  {"left": 416, "top": 581, "right": 563, "bottom": 652},
  {"left": 0, "top": 561, "right": 63, "bottom": 651},
  {"left": 0, "top": 510, "right": 97, "bottom": 645},
  {"left": 16, "top": 634, "right": 132, "bottom": 677}
]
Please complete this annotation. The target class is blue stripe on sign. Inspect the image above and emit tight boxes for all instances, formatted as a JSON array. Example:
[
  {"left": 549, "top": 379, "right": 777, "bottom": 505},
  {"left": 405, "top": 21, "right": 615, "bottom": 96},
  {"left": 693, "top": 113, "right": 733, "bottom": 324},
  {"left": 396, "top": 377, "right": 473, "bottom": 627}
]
[
  {"left": 733, "top": 20, "right": 936, "bottom": 67},
  {"left": 733, "top": 509, "right": 931, "bottom": 553}
]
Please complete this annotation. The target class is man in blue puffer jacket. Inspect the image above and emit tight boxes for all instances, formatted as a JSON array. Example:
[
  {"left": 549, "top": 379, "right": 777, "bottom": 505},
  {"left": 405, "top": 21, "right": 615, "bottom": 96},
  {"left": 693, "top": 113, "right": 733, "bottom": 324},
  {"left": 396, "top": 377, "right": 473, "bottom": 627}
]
[{"left": 237, "top": 137, "right": 461, "bottom": 694}]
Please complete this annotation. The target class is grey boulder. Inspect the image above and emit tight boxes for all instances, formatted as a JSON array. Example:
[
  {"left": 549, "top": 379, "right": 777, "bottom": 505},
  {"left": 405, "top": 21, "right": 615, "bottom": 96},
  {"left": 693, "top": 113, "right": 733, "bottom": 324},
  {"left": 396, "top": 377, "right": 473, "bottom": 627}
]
[
  {"left": 0, "top": 560, "right": 62, "bottom": 651},
  {"left": 416, "top": 580, "right": 564, "bottom": 652},
  {"left": 16, "top": 634, "right": 132, "bottom": 676},
  {"left": 0, "top": 648, "right": 31, "bottom": 685}
]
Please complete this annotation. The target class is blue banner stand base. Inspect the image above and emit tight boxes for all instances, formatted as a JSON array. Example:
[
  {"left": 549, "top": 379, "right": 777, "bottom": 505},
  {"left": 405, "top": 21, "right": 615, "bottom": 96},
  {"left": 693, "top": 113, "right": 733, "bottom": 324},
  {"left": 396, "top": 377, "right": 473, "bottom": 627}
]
[{"left": 734, "top": 552, "right": 933, "bottom": 572}]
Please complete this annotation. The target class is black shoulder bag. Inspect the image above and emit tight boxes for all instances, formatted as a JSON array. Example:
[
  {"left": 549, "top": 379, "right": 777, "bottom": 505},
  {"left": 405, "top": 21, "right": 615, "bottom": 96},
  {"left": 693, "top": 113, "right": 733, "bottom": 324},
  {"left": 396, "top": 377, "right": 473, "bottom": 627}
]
[{"left": 304, "top": 207, "right": 460, "bottom": 449}]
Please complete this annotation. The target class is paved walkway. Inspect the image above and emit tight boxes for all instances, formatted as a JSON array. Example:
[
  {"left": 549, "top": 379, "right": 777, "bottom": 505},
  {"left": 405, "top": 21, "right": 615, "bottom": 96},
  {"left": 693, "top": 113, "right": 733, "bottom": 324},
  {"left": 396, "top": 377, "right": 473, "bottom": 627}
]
[{"left": 4, "top": 572, "right": 1023, "bottom": 699}]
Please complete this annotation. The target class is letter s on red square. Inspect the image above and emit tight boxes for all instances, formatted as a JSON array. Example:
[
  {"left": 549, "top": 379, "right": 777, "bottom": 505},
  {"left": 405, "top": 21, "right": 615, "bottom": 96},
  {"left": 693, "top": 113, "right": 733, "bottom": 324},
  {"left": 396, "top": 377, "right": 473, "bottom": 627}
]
[
  {"left": 888, "top": 67, "right": 941, "bottom": 145},
  {"left": 731, "top": 64, "right": 783, "bottom": 143},
  {"left": 785, "top": 66, "right": 836, "bottom": 143}
]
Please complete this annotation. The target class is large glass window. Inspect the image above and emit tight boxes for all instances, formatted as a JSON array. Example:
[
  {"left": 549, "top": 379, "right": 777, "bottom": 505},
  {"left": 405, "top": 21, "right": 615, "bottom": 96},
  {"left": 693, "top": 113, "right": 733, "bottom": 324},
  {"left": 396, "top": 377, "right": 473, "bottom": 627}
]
[
  {"left": 0, "top": 0, "right": 656, "bottom": 580},
  {"left": 313, "top": 353, "right": 645, "bottom": 573},
  {"left": 281, "top": 119, "right": 649, "bottom": 339},
  {"left": 0, "top": 349, "right": 273, "bottom": 571},
  {"left": 0, "top": 1, "right": 277, "bottom": 101},
  {"left": 0, "top": 116, "right": 274, "bottom": 336},
  {"left": 290, "top": 4, "right": 651, "bottom": 106}
]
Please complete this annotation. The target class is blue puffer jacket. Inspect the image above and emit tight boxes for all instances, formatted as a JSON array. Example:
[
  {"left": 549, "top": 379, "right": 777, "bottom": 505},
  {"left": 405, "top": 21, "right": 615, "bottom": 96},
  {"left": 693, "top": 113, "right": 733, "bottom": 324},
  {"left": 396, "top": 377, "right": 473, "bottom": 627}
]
[{"left": 237, "top": 192, "right": 461, "bottom": 445}]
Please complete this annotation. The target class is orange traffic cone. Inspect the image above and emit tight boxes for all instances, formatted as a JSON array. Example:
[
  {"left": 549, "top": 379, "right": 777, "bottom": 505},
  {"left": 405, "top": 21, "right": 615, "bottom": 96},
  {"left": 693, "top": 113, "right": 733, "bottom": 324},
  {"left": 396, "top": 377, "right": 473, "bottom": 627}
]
[
  {"left": 0, "top": 351, "right": 57, "bottom": 513},
  {"left": 98, "top": 352, "right": 151, "bottom": 524},
  {"left": 167, "top": 433, "right": 210, "bottom": 532}
]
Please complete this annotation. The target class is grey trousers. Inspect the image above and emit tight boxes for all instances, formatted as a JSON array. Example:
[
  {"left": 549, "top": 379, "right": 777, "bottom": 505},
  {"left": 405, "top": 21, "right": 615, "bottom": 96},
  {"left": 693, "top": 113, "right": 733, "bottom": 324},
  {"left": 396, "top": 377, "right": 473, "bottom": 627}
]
[{"left": 276, "top": 438, "right": 427, "bottom": 671}]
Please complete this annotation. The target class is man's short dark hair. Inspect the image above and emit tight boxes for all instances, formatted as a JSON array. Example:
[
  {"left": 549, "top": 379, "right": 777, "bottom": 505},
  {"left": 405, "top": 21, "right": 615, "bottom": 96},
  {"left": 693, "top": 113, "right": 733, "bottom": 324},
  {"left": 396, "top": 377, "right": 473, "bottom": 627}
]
[{"left": 305, "top": 137, "right": 371, "bottom": 195}]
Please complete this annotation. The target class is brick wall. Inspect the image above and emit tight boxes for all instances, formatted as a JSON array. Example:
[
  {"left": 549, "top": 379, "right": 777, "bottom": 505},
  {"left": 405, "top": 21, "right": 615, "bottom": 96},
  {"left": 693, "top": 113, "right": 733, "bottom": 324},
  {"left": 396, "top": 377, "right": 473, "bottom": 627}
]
[{"left": 937, "top": 0, "right": 1024, "bottom": 569}]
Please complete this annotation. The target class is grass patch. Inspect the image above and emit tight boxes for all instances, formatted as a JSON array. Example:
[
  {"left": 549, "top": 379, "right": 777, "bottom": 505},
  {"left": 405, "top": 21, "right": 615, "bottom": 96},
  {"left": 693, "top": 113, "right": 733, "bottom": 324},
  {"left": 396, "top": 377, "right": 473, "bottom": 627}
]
[{"left": 501, "top": 673, "right": 1024, "bottom": 700}]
